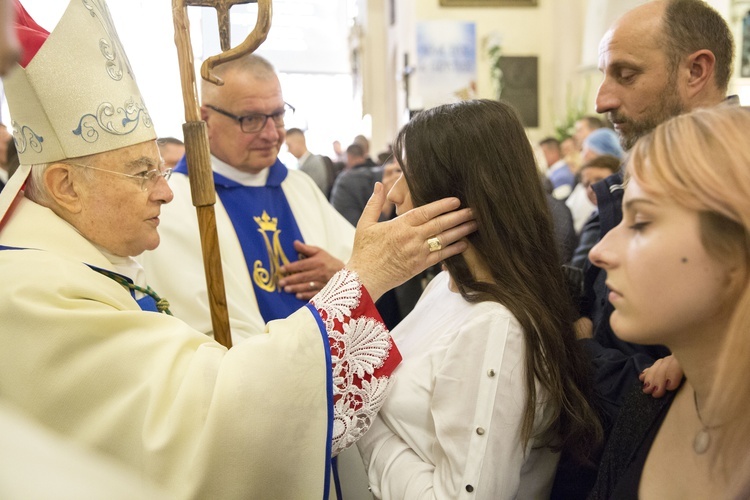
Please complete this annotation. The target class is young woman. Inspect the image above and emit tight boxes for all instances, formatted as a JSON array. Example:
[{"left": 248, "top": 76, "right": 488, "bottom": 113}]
[
  {"left": 356, "top": 99, "right": 601, "bottom": 499},
  {"left": 588, "top": 105, "right": 750, "bottom": 498}
]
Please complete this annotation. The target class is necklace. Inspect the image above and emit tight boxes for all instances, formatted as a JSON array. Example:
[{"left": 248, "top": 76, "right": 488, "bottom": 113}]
[{"left": 692, "top": 388, "right": 720, "bottom": 455}]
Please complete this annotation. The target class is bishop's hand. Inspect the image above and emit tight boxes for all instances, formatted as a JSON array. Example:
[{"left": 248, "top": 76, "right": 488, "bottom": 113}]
[{"left": 346, "top": 182, "right": 476, "bottom": 301}]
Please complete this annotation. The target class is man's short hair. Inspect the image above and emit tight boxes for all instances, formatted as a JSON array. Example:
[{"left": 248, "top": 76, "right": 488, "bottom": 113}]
[
  {"left": 353, "top": 135, "right": 369, "bottom": 154},
  {"left": 662, "top": 0, "right": 734, "bottom": 92},
  {"left": 286, "top": 128, "right": 304, "bottom": 137},
  {"left": 579, "top": 154, "right": 621, "bottom": 174},
  {"left": 157, "top": 137, "right": 184, "bottom": 147},
  {"left": 346, "top": 143, "right": 365, "bottom": 157},
  {"left": 539, "top": 137, "right": 560, "bottom": 150},
  {"left": 201, "top": 54, "right": 277, "bottom": 102},
  {"left": 579, "top": 116, "right": 604, "bottom": 130},
  {"left": 217, "top": 53, "right": 275, "bottom": 79}
]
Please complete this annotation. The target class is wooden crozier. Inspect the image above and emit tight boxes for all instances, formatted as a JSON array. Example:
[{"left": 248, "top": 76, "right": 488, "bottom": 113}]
[{"left": 171, "top": 0, "right": 273, "bottom": 349}]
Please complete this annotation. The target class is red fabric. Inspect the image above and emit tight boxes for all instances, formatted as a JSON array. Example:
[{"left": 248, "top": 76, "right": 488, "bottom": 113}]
[
  {"left": 356, "top": 285, "right": 402, "bottom": 377},
  {"left": 323, "top": 284, "right": 402, "bottom": 383},
  {"left": 14, "top": 0, "right": 49, "bottom": 67}
]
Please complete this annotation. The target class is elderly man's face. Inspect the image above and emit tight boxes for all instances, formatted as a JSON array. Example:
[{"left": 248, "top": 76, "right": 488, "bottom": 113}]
[
  {"left": 203, "top": 70, "right": 286, "bottom": 174},
  {"left": 595, "top": 4, "right": 686, "bottom": 150},
  {"left": 73, "top": 140, "right": 173, "bottom": 257}
]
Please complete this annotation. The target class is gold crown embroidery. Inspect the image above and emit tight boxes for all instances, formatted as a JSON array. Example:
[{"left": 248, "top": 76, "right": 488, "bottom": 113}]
[
  {"left": 253, "top": 210, "right": 278, "bottom": 232},
  {"left": 252, "top": 211, "right": 292, "bottom": 293}
]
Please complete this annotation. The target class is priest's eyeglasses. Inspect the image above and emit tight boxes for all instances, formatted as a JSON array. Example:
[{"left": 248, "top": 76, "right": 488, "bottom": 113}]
[
  {"left": 205, "top": 103, "right": 295, "bottom": 134},
  {"left": 67, "top": 163, "right": 172, "bottom": 192}
]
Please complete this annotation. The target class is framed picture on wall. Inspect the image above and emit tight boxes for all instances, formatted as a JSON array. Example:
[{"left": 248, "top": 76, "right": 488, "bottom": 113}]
[
  {"left": 440, "top": 0, "right": 537, "bottom": 6},
  {"left": 496, "top": 56, "right": 539, "bottom": 127}
]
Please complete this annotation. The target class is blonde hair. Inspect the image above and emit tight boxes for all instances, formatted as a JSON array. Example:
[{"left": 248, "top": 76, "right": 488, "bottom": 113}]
[{"left": 628, "top": 105, "right": 750, "bottom": 494}]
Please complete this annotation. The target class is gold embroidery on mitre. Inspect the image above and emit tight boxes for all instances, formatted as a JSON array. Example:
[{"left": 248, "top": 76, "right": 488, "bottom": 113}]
[{"left": 252, "top": 211, "right": 292, "bottom": 292}]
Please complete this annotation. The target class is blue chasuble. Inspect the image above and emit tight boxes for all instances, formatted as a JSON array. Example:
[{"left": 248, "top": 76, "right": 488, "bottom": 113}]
[{"left": 174, "top": 158, "right": 308, "bottom": 322}]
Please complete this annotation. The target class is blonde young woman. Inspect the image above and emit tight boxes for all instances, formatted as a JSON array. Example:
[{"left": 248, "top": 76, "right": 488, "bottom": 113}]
[
  {"left": 588, "top": 105, "right": 750, "bottom": 498},
  {"left": 355, "top": 99, "right": 601, "bottom": 499}
]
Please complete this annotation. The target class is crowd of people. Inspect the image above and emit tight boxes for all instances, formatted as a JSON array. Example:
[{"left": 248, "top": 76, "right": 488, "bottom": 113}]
[{"left": 1, "top": 0, "right": 749, "bottom": 498}]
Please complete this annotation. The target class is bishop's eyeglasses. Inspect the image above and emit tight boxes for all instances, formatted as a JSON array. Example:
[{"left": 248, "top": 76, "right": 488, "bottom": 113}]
[
  {"left": 67, "top": 163, "right": 172, "bottom": 192},
  {"left": 205, "top": 103, "right": 295, "bottom": 134}
]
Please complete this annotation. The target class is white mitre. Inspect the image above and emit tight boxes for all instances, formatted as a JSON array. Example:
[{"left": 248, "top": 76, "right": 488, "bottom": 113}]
[{"left": 0, "top": 0, "right": 155, "bottom": 222}]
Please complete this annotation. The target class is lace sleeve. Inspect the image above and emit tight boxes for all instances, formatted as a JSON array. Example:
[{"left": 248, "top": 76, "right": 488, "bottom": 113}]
[{"left": 310, "top": 268, "right": 401, "bottom": 455}]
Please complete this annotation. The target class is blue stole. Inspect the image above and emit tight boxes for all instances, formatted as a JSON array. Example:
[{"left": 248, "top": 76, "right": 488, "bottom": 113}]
[
  {"left": 0, "top": 245, "right": 159, "bottom": 313},
  {"left": 174, "top": 157, "right": 307, "bottom": 322},
  {"left": 306, "top": 303, "right": 337, "bottom": 500}
]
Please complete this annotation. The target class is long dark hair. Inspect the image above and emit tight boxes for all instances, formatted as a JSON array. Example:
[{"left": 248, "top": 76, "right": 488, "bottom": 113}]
[{"left": 394, "top": 99, "right": 601, "bottom": 461}]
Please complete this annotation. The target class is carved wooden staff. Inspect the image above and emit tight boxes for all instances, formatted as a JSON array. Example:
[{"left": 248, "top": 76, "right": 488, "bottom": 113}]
[{"left": 172, "top": 0, "right": 273, "bottom": 349}]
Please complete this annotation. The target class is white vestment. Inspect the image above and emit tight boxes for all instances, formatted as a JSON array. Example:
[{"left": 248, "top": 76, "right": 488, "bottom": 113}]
[
  {"left": 140, "top": 156, "right": 355, "bottom": 343},
  {"left": 0, "top": 196, "right": 395, "bottom": 499},
  {"left": 0, "top": 401, "right": 169, "bottom": 500}
]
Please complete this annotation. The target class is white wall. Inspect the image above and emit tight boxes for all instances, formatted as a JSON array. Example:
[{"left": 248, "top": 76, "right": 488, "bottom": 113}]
[
  {"left": 368, "top": 0, "right": 589, "bottom": 146},
  {"left": 356, "top": 0, "right": 749, "bottom": 151}
]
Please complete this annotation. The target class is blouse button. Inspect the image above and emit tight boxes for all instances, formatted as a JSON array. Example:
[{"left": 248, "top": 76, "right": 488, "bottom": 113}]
[
  {"left": 487, "top": 369, "right": 496, "bottom": 377},
  {"left": 476, "top": 427, "right": 485, "bottom": 435},
  {"left": 466, "top": 485, "right": 474, "bottom": 492}
]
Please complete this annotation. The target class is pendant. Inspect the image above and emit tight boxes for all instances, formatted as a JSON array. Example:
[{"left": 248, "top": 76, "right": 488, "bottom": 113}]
[{"left": 693, "top": 429, "right": 711, "bottom": 455}]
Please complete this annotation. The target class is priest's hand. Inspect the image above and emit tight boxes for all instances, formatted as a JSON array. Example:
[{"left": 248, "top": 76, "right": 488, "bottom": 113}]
[
  {"left": 279, "top": 242, "right": 345, "bottom": 300},
  {"left": 347, "top": 182, "right": 476, "bottom": 301}
]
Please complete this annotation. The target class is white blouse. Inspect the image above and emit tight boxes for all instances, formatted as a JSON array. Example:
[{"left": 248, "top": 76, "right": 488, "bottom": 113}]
[{"left": 357, "top": 271, "right": 560, "bottom": 499}]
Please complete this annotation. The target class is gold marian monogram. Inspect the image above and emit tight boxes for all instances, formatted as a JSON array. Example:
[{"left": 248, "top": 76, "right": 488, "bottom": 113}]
[{"left": 252, "top": 211, "right": 292, "bottom": 292}]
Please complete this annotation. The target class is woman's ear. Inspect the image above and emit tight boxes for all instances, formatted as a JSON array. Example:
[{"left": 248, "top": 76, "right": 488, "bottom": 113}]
[
  {"left": 721, "top": 252, "right": 749, "bottom": 309},
  {"left": 44, "top": 163, "right": 83, "bottom": 214}
]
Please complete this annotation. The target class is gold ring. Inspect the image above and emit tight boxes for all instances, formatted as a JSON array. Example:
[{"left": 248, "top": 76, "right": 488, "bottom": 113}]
[
  {"left": 427, "top": 237, "right": 442, "bottom": 253},
  {"left": 309, "top": 281, "right": 316, "bottom": 289}
]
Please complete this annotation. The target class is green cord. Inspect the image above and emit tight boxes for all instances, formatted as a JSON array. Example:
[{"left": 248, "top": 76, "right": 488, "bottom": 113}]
[{"left": 94, "top": 268, "right": 173, "bottom": 315}]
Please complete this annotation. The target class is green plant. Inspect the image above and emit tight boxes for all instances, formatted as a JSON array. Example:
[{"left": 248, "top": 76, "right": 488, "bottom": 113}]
[{"left": 485, "top": 32, "right": 504, "bottom": 99}]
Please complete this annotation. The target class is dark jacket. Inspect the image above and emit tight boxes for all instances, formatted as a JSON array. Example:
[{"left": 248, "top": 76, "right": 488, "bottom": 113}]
[
  {"left": 588, "top": 384, "right": 676, "bottom": 499},
  {"left": 329, "top": 159, "right": 381, "bottom": 226},
  {"left": 580, "top": 172, "right": 670, "bottom": 431}
]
